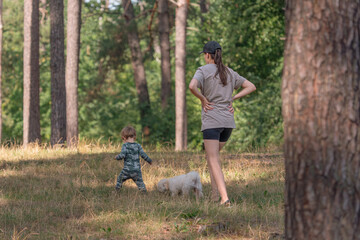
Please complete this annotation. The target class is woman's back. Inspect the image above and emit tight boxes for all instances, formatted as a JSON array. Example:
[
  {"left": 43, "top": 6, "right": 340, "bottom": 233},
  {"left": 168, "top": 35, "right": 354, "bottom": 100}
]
[{"left": 194, "top": 64, "right": 246, "bottom": 103}]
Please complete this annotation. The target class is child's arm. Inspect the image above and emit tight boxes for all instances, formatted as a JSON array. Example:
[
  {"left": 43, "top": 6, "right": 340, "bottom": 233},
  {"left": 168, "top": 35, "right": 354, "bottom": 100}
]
[
  {"left": 138, "top": 144, "right": 152, "bottom": 164},
  {"left": 115, "top": 144, "right": 127, "bottom": 160}
]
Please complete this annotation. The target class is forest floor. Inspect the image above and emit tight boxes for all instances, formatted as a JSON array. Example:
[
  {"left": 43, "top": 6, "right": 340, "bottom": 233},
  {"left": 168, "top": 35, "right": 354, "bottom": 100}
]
[{"left": 0, "top": 143, "right": 284, "bottom": 240}]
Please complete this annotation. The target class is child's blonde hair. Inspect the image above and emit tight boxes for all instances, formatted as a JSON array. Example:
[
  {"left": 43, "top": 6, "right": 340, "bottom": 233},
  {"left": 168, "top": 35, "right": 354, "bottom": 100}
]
[{"left": 121, "top": 126, "right": 136, "bottom": 140}]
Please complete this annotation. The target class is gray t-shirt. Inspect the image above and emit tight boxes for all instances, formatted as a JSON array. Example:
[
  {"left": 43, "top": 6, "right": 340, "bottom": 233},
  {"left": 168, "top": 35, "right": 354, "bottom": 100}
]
[{"left": 193, "top": 64, "right": 246, "bottom": 131}]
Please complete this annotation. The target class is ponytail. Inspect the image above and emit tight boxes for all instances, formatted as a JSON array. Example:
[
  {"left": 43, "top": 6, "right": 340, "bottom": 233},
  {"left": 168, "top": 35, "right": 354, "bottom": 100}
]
[{"left": 211, "top": 49, "right": 229, "bottom": 86}]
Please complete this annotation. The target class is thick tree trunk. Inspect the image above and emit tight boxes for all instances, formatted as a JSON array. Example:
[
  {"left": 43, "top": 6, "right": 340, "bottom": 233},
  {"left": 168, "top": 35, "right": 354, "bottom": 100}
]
[
  {"left": 158, "top": 0, "right": 172, "bottom": 109},
  {"left": 50, "top": 0, "right": 66, "bottom": 146},
  {"left": 175, "top": 0, "right": 188, "bottom": 151},
  {"left": 65, "top": 0, "right": 81, "bottom": 148},
  {"left": 282, "top": 1, "right": 360, "bottom": 239},
  {"left": 23, "top": 0, "right": 41, "bottom": 146},
  {"left": 0, "top": 0, "right": 2, "bottom": 143},
  {"left": 122, "top": 0, "right": 151, "bottom": 135}
]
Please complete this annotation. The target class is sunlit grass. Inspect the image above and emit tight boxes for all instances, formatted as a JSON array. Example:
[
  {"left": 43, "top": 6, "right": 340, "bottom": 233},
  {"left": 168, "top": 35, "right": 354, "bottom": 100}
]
[{"left": 0, "top": 143, "right": 284, "bottom": 239}]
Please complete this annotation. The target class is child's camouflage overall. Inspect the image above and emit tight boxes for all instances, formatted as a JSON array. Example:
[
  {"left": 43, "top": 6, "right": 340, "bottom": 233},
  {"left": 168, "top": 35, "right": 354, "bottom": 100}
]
[{"left": 115, "top": 142, "right": 152, "bottom": 191}]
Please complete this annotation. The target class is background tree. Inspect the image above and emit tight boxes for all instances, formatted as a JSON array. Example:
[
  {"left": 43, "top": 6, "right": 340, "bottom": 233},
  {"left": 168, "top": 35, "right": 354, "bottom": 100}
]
[
  {"left": 175, "top": 0, "right": 188, "bottom": 151},
  {"left": 0, "top": 0, "right": 2, "bottom": 143},
  {"left": 200, "top": 0, "right": 208, "bottom": 13},
  {"left": 50, "top": 0, "right": 66, "bottom": 146},
  {"left": 122, "top": 0, "right": 151, "bottom": 136},
  {"left": 39, "top": 0, "right": 47, "bottom": 25},
  {"left": 199, "top": 0, "right": 208, "bottom": 24},
  {"left": 282, "top": 1, "right": 360, "bottom": 239},
  {"left": 158, "top": 0, "right": 171, "bottom": 109},
  {"left": 23, "top": 0, "right": 41, "bottom": 146},
  {"left": 66, "top": 0, "right": 82, "bottom": 148}
]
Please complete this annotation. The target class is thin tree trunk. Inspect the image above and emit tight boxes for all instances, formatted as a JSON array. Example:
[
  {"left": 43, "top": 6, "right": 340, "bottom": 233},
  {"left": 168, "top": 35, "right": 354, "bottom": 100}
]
[
  {"left": 282, "top": 1, "right": 360, "bottom": 239},
  {"left": 199, "top": 0, "right": 208, "bottom": 13},
  {"left": 39, "top": 0, "right": 48, "bottom": 57},
  {"left": 158, "top": 0, "right": 172, "bottom": 109},
  {"left": 0, "top": 0, "right": 2, "bottom": 143},
  {"left": 39, "top": 0, "right": 48, "bottom": 26},
  {"left": 199, "top": 0, "right": 208, "bottom": 24},
  {"left": 175, "top": 0, "right": 188, "bottom": 151},
  {"left": 66, "top": 0, "right": 81, "bottom": 148},
  {"left": 50, "top": 0, "right": 66, "bottom": 146},
  {"left": 101, "top": 0, "right": 109, "bottom": 10},
  {"left": 122, "top": 0, "right": 151, "bottom": 136},
  {"left": 23, "top": 0, "right": 41, "bottom": 146}
]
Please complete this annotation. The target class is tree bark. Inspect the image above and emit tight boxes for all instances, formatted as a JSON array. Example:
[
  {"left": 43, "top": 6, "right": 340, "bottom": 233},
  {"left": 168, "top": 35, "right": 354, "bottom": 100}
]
[
  {"left": 0, "top": 0, "right": 2, "bottom": 143},
  {"left": 158, "top": 0, "right": 172, "bottom": 109},
  {"left": 23, "top": 0, "right": 41, "bottom": 146},
  {"left": 175, "top": 0, "right": 188, "bottom": 151},
  {"left": 65, "top": 0, "right": 81, "bottom": 148},
  {"left": 122, "top": 0, "right": 151, "bottom": 135},
  {"left": 50, "top": 0, "right": 66, "bottom": 146},
  {"left": 282, "top": 1, "right": 360, "bottom": 239}
]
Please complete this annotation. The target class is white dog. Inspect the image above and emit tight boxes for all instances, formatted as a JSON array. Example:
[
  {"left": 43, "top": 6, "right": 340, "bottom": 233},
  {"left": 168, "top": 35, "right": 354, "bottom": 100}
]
[{"left": 157, "top": 171, "right": 203, "bottom": 201}]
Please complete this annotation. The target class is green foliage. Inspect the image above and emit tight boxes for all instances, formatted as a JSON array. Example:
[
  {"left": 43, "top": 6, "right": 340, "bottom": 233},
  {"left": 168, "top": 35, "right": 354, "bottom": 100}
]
[
  {"left": 2, "top": 0, "right": 24, "bottom": 141},
  {"left": 1, "top": 0, "right": 284, "bottom": 150}
]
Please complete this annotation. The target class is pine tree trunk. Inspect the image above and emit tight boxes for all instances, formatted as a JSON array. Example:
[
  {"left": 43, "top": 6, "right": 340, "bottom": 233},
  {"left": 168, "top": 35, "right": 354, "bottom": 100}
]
[
  {"left": 282, "top": 1, "right": 360, "bottom": 239},
  {"left": 50, "top": 0, "right": 66, "bottom": 146},
  {"left": 65, "top": 0, "right": 81, "bottom": 148},
  {"left": 122, "top": 0, "right": 151, "bottom": 136},
  {"left": 23, "top": 0, "right": 41, "bottom": 146},
  {"left": 175, "top": 0, "right": 188, "bottom": 151},
  {"left": 0, "top": 0, "right": 2, "bottom": 143},
  {"left": 158, "top": 0, "right": 172, "bottom": 109}
]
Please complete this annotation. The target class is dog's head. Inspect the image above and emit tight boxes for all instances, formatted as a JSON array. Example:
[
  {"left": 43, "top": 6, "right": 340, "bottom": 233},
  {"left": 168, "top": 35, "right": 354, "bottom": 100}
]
[{"left": 157, "top": 179, "right": 169, "bottom": 193}]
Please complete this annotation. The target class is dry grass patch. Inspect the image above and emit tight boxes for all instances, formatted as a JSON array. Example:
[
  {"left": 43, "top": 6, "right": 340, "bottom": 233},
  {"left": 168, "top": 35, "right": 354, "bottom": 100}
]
[{"left": 0, "top": 144, "right": 284, "bottom": 239}]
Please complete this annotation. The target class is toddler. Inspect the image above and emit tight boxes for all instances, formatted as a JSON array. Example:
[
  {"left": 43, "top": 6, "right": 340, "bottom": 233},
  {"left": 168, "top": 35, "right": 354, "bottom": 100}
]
[{"left": 115, "top": 126, "right": 152, "bottom": 192}]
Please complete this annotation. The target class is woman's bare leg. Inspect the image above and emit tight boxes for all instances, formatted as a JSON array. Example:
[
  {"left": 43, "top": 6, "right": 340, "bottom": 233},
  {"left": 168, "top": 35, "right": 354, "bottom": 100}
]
[
  {"left": 208, "top": 141, "right": 227, "bottom": 201},
  {"left": 204, "top": 139, "right": 229, "bottom": 204},
  {"left": 208, "top": 156, "right": 219, "bottom": 201}
]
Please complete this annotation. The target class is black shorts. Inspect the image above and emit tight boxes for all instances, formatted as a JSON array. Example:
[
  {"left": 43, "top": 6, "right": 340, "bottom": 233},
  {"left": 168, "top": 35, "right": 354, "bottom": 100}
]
[{"left": 202, "top": 128, "right": 233, "bottom": 142}]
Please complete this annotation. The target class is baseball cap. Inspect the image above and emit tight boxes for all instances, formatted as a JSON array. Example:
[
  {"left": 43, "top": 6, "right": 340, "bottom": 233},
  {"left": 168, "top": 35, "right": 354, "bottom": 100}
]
[{"left": 199, "top": 41, "right": 222, "bottom": 54}]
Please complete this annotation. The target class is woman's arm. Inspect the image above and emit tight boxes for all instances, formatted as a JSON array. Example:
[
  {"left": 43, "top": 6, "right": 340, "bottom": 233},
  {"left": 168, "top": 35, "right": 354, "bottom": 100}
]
[
  {"left": 189, "top": 78, "right": 214, "bottom": 112},
  {"left": 232, "top": 80, "right": 256, "bottom": 101}
]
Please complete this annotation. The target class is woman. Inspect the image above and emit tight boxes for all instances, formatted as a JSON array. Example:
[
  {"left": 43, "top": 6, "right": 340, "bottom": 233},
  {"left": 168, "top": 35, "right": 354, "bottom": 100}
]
[{"left": 189, "top": 41, "right": 256, "bottom": 205}]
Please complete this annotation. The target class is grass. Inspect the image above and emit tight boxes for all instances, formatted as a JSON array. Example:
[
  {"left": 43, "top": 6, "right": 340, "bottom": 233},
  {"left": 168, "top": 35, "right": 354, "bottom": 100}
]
[{"left": 0, "top": 142, "right": 284, "bottom": 239}]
